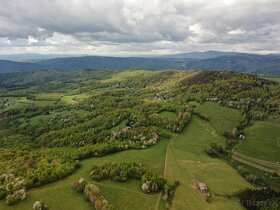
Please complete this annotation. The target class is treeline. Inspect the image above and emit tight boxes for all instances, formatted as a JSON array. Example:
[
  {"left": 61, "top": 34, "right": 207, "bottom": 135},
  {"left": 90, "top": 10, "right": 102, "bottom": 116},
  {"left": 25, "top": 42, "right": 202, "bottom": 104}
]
[
  {"left": 0, "top": 148, "right": 79, "bottom": 206},
  {"left": 90, "top": 162, "right": 146, "bottom": 182},
  {"left": 238, "top": 188, "right": 280, "bottom": 210}
]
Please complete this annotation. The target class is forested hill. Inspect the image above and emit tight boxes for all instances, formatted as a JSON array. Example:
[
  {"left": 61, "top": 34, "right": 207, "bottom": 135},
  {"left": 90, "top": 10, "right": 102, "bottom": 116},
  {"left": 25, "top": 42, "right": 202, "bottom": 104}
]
[
  {"left": 0, "top": 60, "right": 44, "bottom": 73},
  {"left": 0, "top": 53, "right": 280, "bottom": 75}
]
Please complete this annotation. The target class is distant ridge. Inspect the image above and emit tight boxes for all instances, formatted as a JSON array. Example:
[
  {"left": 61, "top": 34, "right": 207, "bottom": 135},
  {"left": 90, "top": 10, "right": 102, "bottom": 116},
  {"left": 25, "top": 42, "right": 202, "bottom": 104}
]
[
  {"left": 159, "top": 50, "right": 238, "bottom": 59},
  {"left": 0, "top": 53, "right": 84, "bottom": 62},
  {"left": 0, "top": 52, "right": 280, "bottom": 75},
  {"left": 0, "top": 60, "right": 43, "bottom": 73}
]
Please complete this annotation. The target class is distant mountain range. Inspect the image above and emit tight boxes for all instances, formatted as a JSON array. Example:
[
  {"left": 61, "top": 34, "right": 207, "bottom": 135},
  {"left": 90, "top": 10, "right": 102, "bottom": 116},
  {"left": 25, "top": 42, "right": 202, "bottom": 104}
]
[
  {"left": 159, "top": 50, "right": 238, "bottom": 59},
  {"left": 0, "top": 53, "right": 83, "bottom": 62},
  {"left": 0, "top": 51, "right": 280, "bottom": 75}
]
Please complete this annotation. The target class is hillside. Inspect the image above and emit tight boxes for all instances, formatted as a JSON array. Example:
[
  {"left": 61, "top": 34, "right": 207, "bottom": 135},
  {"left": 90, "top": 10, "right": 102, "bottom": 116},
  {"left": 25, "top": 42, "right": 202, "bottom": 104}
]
[
  {"left": 0, "top": 60, "right": 43, "bottom": 73},
  {"left": 183, "top": 54, "right": 280, "bottom": 74},
  {"left": 0, "top": 70, "right": 279, "bottom": 210}
]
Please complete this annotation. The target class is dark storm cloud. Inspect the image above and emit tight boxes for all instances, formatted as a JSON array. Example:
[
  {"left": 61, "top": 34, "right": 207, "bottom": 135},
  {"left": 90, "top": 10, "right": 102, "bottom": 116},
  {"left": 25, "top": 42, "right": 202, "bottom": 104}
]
[{"left": 0, "top": 0, "right": 279, "bottom": 54}]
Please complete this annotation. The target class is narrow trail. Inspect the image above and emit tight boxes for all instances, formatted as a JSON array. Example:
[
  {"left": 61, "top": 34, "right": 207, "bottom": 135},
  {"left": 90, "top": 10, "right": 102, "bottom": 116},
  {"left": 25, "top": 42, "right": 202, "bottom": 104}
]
[
  {"left": 155, "top": 134, "right": 178, "bottom": 210},
  {"left": 232, "top": 155, "right": 276, "bottom": 174},
  {"left": 233, "top": 152, "right": 280, "bottom": 169}
]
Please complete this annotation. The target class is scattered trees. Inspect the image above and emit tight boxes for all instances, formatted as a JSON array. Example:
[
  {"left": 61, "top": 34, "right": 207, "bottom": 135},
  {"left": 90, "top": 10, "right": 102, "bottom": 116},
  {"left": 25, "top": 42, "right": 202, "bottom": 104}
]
[
  {"left": 89, "top": 162, "right": 179, "bottom": 206},
  {"left": 72, "top": 178, "right": 113, "bottom": 210}
]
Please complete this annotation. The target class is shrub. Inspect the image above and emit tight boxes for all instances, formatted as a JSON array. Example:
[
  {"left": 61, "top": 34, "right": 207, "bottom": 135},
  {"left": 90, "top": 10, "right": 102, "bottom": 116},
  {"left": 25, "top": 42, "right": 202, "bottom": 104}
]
[
  {"left": 141, "top": 172, "right": 166, "bottom": 193},
  {"left": 205, "top": 143, "right": 228, "bottom": 158},
  {"left": 94, "top": 196, "right": 113, "bottom": 210},
  {"left": 72, "top": 178, "right": 113, "bottom": 209},
  {"left": 84, "top": 183, "right": 101, "bottom": 204},
  {"left": 72, "top": 178, "right": 87, "bottom": 193},
  {"left": 5, "top": 189, "right": 26, "bottom": 205},
  {"left": 33, "top": 201, "right": 48, "bottom": 210}
]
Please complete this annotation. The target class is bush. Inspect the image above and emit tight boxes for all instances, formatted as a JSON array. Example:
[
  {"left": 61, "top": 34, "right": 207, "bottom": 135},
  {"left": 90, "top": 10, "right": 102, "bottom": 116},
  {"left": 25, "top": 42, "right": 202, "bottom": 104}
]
[
  {"left": 84, "top": 183, "right": 101, "bottom": 204},
  {"left": 33, "top": 201, "right": 48, "bottom": 210},
  {"left": 205, "top": 143, "right": 228, "bottom": 158},
  {"left": 5, "top": 189, "right": 26, "bottom": 205},
  {"left": 141, "top": 172, "right": 166, "bottom": 193},
  {"left": 72, "top": 178, "right": 87, "bottom": 193},
  {"left": 94, "top": 196, "right": 113, "bottom": 210},
  {"left": 72, "top": 178, "right": 113, "bottom": 209}
]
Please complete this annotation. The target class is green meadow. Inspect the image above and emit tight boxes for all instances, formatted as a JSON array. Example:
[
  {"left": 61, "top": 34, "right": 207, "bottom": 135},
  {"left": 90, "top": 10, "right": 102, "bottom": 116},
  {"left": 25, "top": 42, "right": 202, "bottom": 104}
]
[{"left": 235, "top": 120, "right": 280, "bottom": 163}]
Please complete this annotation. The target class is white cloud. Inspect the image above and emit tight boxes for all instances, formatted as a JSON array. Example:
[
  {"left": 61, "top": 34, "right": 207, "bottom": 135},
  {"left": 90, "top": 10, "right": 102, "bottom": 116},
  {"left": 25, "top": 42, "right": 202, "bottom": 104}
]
[
  {"left": 228, "top": 29, "right": 246, "bottom": 35},
  {"left": 27, "top": 36, "right": 38, "bottom": 45},
  {"left": 0, "top": 0, "right": 279, "bottom": 54}
]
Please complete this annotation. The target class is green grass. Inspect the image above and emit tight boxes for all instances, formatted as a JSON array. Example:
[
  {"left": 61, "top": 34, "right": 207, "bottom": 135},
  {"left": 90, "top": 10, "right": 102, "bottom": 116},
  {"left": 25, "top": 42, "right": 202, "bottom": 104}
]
[
  {"left": 35, "top": 93, "right": 62, "bottom": 101},
  {"left": 101, "top": 70, "right": 154, "bottom": 84},
  {"left": 196, "top": 102, "right": 242, "bottom": 135},
  {"left": 0, "top": 97, "right": 60, "bottom": 112},
  {"left": 165, "top": 117, "right": 251, "bottom": 210},
  {"left": 159, "top": 111, "right": 177, "bottom": 120},
  {"left": 61, "top": 94, "right": 90, "bottom": 104},
  {"left": 0, "top": 139, "right": 169, "bottom": 210},
  {"left": 235, "top": 120, "right": 280, "bottom": 163},
  {"left": 261, "top": 76, "right": 280, "bottom": 83}
]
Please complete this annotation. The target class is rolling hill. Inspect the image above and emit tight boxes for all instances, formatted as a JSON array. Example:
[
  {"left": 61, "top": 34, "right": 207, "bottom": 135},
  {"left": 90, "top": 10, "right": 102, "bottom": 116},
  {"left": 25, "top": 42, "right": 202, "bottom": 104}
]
[
  {"left": 0, "top": 52, "right": 280, "bottom": 75},
  {"left": 0, "top": 60, "right": 44, "bottom": 73}
]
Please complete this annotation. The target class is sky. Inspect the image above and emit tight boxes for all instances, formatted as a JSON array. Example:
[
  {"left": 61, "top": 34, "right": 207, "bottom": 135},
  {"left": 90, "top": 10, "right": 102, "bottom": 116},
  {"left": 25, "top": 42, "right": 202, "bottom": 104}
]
[{"left": 0, "top": 0, "right": 280, "bottom": 55}]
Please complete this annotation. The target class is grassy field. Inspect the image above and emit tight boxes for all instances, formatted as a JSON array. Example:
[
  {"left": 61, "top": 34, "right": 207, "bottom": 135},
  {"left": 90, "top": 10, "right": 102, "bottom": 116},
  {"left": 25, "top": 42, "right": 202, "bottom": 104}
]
[
  {"left": 165, "top": 116, "right": 251, "bottom": 210},
  {"left": 35, "top": 93, "right": 62, "bottom": 101},
  {"left": 159, "top": 111, "right": 177, "bottom": 121},
  {"left": 61, "top": 94, "right": 91, "bottom": 105},
  {"left": 235, "top": 120, "right": 280, "bottom": 163},
  {"left": 0, "top": 139, "right": 169, "bottom": 210},
  {"left": 196, "top": 102, "right": 242, "bottom": 135},
  {"left": 261, "top": 76, "right": 280, "bottom": 83},
  {"left": 101, "top": 70, "right": 154, "bottom": 84}
]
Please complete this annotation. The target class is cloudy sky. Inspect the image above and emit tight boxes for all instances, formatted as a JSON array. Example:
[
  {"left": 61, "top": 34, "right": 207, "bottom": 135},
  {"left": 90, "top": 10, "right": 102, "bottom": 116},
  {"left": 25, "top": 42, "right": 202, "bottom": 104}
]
[{"left": 0, "top": 0, "right": 280, "bottom": 55}]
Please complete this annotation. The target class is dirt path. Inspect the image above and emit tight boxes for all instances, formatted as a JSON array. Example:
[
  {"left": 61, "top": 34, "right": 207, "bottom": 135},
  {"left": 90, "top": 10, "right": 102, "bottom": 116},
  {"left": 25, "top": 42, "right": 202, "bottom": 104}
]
[
  {"left": 233, "top": 152, "right": 280, "bottom": 169},
  {"left": 232, "top": 155, "right": 276, "bottom": 174},
  {"left": 155, "top": 134, "right": 178, "bottom": 210}
]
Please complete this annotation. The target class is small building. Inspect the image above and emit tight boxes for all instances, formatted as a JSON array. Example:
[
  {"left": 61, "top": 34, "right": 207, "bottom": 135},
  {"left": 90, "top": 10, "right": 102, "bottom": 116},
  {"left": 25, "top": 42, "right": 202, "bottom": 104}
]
[{"left": 198, "top": 182, "right": 208, "bottom": 193}]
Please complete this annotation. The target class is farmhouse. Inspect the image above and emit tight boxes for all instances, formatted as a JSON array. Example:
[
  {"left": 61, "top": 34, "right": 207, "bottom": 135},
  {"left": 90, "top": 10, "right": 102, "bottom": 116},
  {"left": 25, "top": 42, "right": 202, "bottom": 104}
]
[{"left": 197, "top": 182, "right": 208, "bottom": 193}]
